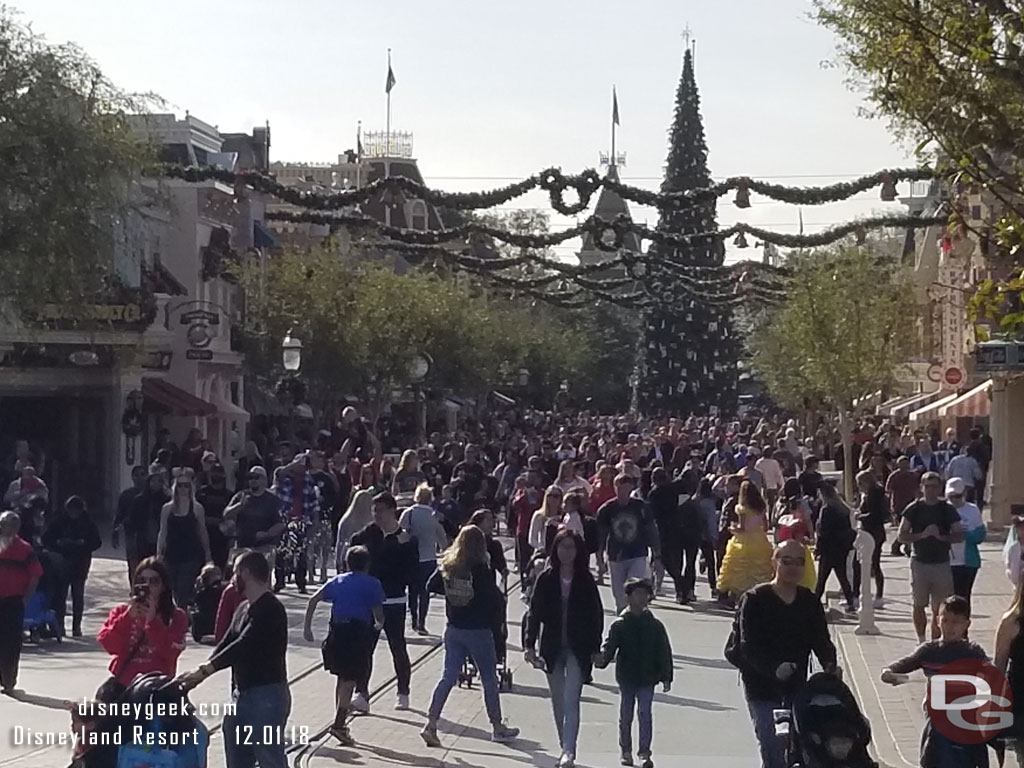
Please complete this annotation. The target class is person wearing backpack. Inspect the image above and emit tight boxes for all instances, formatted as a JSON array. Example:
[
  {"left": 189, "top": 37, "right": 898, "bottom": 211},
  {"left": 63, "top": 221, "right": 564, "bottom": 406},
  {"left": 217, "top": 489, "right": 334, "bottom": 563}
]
[{"left": 725, "top": 540, "right": 837, "bottom": 768}]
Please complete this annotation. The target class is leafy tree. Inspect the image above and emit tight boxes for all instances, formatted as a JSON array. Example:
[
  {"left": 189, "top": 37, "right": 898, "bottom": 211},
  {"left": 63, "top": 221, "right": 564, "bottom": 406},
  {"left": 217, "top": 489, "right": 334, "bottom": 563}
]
[
  {"left": 750, "top": 241, "right": 913, "bottom": 498},
  {"left": 0, "top": 8, "right": 154, "bottom": 318},
  {"left": 234, "top": 241, "right": 590, "bottom": 419},
  {"left": 814, "top": 0, "right": 1024, "bottom": 335}
]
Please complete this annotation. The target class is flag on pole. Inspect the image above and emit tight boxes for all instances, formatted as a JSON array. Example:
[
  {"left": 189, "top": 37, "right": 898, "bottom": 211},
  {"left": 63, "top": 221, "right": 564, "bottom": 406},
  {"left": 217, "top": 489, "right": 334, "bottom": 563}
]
[
  {"left": 386, "top": 62, "right": 397, "bottom": 94},
  {"left": 612, "top": 87, "right": 620, "bottom": 126}
]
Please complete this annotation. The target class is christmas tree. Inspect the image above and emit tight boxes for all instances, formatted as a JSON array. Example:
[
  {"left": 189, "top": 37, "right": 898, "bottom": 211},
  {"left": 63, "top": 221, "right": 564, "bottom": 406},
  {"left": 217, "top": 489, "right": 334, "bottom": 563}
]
[{"left": 634, "top": 48, "right": 738, "bottom": 416}]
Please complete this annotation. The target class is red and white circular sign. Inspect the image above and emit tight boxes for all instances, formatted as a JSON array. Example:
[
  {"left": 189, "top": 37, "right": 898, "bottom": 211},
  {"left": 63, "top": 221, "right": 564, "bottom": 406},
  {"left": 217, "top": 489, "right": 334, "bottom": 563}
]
[
  {"left": 943, "top": 366, "right": 965, "bottom": 387},
  {"left": 927, "top": 659, "right": 1013, "bottom": 744}
]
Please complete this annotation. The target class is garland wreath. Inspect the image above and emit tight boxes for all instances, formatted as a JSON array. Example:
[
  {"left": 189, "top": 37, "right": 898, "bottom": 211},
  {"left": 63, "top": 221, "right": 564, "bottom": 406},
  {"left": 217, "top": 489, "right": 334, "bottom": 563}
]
[
  {"left": 158, "top": 163, "right": 944, "bottom": 310},
  {"left": 158, "top": 164, "right": 935, "bottom": 214}
]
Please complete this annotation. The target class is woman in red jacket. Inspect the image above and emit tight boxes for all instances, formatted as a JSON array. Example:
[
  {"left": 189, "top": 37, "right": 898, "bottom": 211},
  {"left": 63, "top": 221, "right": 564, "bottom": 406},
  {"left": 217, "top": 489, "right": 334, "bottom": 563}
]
[{"left": 96, "top": 556, "right": 187, "bottom": 700}]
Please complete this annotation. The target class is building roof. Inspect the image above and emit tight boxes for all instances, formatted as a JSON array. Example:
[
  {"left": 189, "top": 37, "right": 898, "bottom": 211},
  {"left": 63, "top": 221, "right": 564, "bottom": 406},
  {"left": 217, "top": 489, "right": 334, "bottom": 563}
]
[
  {"left": 362, "top": 159, "right": 444, "bottom": 231},
  {"left": 578, "top": 165, "right": 642, "bottom": 266}
]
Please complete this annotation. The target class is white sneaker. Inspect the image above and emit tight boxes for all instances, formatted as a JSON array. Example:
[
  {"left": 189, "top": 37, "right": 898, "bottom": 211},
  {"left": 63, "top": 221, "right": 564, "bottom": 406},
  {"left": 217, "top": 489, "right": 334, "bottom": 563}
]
[
  {"left": 559, "top": 752, "right": 576, "bottom": 768},
  {"left": 350, "top": 693, "right": 370, "bottom": 714},
  {"left": 395, "top": 694, "right": 409, "bottom": 711}
]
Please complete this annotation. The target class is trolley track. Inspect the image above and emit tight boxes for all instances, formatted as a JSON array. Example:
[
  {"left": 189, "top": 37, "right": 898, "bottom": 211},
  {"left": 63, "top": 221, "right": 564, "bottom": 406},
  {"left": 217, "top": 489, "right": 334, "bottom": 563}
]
[{"left": 289, "top": 566, "right": 522, "bottom": 768}]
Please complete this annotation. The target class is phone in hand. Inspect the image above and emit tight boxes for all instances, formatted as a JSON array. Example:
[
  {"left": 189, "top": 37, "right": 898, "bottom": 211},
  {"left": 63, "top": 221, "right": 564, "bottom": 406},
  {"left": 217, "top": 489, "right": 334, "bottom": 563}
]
[{"left": 132, "top": 584, "right": 149, "bottom": 602}]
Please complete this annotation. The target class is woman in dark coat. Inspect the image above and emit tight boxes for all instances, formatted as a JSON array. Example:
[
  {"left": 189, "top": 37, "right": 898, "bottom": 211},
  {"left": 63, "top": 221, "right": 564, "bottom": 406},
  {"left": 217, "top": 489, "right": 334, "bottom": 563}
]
[
  {"left": 42, "top": 496, "right": 101, "bottom": 637},
  {"left": 524, "top": 528, "right": 604, "bottom": 768}
]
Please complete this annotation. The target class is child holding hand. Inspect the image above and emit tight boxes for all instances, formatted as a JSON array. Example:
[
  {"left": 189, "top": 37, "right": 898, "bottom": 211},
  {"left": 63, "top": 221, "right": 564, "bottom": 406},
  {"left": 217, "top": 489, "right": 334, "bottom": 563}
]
[{"left": 593, "top": 578, "right": 673, "bottom": 768}]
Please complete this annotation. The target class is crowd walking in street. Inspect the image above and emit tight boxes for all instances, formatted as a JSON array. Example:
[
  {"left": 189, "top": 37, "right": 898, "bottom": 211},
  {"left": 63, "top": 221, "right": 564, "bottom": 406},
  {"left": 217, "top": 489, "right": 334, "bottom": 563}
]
[{"left": 0, "top": 404, "right": 1007, "bottom": 768}]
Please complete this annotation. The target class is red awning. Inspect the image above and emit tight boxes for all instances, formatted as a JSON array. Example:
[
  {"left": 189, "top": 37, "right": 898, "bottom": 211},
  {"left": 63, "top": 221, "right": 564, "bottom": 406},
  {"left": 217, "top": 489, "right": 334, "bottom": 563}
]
[
  {"left": 142, "top": 378, "right": 217, "bottom": 417},
  {"left": 939, "top": 380, "right": 992, "bottom": 419}
]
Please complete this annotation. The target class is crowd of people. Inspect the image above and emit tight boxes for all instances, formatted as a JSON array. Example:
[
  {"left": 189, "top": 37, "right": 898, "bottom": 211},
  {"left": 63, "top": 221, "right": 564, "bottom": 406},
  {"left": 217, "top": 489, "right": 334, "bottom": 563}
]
[{"left": 0, "top": 403, "right": 1014, "bottom": 768}]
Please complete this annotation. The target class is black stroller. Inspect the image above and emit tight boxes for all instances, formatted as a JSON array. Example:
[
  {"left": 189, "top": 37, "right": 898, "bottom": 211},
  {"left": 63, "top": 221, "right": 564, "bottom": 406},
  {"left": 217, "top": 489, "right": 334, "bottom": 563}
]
[
  {"left": 70, "top": 673, "right": 209, "bottom": 768},
  {"left": 774, "top": 672, "right": 878, "bottom": 768}
]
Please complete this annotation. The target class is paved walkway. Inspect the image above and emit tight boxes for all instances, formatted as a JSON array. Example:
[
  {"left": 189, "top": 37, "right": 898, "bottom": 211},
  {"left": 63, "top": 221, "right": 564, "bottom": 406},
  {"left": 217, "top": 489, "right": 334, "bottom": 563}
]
[
  {"left": 10, "top": 529, "right": 1008, "bottom": 768},
  {"left": 835, "top": 538, "right": 1016, "bottom": 768},
  {"left": 291, "top": 578, "right": 757, "bottom": 768}
]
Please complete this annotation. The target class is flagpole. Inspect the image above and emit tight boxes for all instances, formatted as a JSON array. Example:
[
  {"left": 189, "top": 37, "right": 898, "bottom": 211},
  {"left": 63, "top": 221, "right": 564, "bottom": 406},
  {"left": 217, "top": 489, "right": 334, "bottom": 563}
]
[
  {"left": 386, "top": 48, "right": 392, "bottom": 228},
  {"left": 386, "top": 49, "right": 392, "bottom": 179},
  {"left": 611, "top": 85, "right": 617, "bottom": 171},
  {"left": 355, "top": 120, "right": 362, "bottom": 190}
]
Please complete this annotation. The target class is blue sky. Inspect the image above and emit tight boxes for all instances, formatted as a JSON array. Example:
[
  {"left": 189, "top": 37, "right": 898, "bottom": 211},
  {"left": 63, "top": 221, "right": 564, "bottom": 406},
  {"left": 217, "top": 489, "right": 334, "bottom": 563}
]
[{"left": 22, "top": 0, "right": 913, "bottom": 260}]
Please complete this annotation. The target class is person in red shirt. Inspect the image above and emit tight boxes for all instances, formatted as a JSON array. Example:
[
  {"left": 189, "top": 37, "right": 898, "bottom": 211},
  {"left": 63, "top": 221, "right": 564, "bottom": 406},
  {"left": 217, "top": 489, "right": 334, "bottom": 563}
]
[
  {"left": 214, "top": 580, "right": 244, "bottom": 643},
  {"left": 96, "top": 556, "right": 187, "bottom": 701},
  {"left": 512, "top": 470, "right": 544, "bottom": 595},
  {"left": 0, "top": 510, "right": 43, "bottom": 693}
]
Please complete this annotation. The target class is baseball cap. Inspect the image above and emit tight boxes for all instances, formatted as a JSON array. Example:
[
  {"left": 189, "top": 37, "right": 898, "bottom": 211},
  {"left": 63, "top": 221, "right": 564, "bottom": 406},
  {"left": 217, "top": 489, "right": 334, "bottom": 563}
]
[
  {"left": 248, "top": 466, "right": 268, "bottom": 480},
  {"left": 945, "top": 477, "right": 966, "bottom": 497}
]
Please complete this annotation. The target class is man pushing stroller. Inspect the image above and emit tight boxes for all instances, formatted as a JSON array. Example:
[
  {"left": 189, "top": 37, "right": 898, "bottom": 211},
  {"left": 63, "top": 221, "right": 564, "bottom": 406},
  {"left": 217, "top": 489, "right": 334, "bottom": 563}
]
[{"left": 724, "top": 540, "right": 841, "bottom": 768}]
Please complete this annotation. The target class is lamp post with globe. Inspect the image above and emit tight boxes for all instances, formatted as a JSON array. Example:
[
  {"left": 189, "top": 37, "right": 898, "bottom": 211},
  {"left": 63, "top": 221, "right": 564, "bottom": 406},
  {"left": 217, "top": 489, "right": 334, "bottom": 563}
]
[
  {"left": 409, "top": 353, "right": 432, "bottom": 443},
  {"left": 278, "top": 329, "right": 306, "bottom": 438}
]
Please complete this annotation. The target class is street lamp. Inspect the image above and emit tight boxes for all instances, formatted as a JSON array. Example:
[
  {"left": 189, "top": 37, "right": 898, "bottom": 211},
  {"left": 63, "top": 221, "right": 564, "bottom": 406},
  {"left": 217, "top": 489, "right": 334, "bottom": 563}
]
[
  {"left": 408, "top": 353, "right": 432, "bottom": 382},
  {"left": 282, "top": 330, "right": 302, "bottom": 372}
]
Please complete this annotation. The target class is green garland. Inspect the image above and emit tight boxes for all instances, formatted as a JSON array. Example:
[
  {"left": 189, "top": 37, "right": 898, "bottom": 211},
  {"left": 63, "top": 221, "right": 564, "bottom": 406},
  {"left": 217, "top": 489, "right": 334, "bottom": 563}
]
[
  {"left": 157, "top": 164, "right": 936, "bottom": 214},
  {"left": 267, "top": 208, "right": 945, "bottom": 254}
]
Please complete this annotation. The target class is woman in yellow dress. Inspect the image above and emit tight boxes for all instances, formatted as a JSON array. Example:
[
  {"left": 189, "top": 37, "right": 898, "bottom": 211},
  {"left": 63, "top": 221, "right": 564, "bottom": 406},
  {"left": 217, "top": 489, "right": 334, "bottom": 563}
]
[{"left": 717, "top": 480, "right": 775, "bottom": 604}]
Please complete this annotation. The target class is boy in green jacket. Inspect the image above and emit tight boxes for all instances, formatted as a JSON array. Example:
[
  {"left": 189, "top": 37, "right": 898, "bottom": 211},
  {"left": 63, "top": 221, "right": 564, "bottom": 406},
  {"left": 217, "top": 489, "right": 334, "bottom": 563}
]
[{"left": 594, "top": 577, "right": 673, "bottom": 768}]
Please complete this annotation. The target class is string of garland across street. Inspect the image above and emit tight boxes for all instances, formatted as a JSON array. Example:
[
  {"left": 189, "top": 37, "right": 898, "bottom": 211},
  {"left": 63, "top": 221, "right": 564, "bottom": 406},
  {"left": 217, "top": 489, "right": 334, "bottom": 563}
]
[{"left": 157, "top": 163, "right": 952, "bottom": 310}]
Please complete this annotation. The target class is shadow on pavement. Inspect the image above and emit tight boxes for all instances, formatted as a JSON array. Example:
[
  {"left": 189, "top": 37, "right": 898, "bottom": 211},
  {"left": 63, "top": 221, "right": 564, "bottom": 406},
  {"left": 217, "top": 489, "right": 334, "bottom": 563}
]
[
  {"left": 585, "top": 680, "right": 734, "bottom": 712},
  {"left": 509, "top": 682, "right": 608, "bottom": 705},
  {"left": 673, "top": 653, "right": 734, "bottom": 671}
]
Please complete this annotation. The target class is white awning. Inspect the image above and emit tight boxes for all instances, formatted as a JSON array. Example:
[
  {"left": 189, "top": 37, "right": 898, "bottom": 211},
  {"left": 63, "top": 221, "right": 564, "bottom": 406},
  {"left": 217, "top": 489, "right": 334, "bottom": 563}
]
[
  {"left": 938, "top": 380, "right": 992, "bottom": 419},
  {"left": 891, "top": 389, "right": 944, "bottom": 420},
  {"left": 210, "top": 395, "right": 250, "bottom": 421},
  {"left": 908, "top": 393, "right": 958, "bottom": 426}
]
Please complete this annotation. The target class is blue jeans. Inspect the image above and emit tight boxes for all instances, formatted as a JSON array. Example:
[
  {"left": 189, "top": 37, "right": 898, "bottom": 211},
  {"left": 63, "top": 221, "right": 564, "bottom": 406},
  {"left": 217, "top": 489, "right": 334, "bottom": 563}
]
[
  {"left": 546, "top": 649, "right": 585, "bottom": 756},
  {"left": 223, "top": 683, "right": 292, "bottom": 768},
  {"left": 609, "top": 557, "right": 650, "bottom": 613},
  {"left": 619, "top": 683, "right": 654, "bottom": 757},
  {"left": 747, "top": 698, "right": 786, "bottom": 768},
  {"left": 409, "top": 560, "right": 437, "bottom": 629},
  {"left": 428, "top": 626, "right": 502, "bottom": 725}
]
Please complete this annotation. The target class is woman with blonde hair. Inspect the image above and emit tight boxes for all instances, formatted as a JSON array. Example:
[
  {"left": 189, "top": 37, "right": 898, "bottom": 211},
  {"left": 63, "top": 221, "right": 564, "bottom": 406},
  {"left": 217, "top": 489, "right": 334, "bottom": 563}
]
[
  {"left": 392, "top": 450, "right": 426, "bottom": 502},
  {"left": 400, "top": 484, "right": 449, "bottom": 634},
  {"left": 335, "top": 490, "right": 373, "bottom": 572},
  {"left": 157, "top": 468, "right": 211, "bottom": 607},
  {"left": 421, "top": 525, "right": 518, "bottom": 748},
  {"left": 530, "top": 486, "right": 565, "bottom": 556},
  {"left": 994, "top": 576, "right": 1024, "bottom": 762}
]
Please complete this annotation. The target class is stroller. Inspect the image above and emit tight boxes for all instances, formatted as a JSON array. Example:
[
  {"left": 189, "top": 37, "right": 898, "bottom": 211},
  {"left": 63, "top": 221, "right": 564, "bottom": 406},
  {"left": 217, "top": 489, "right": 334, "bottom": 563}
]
[
  {"left": 457, "top": 555, "right": 524, "bottom": 693},
  {"left": 23, "top": 589, "right": 62, "bottom": 643},
  {"left": 71, "top": 673, "right": 209, "bottom": 768},
  {"left": 774, "top": 672, "right": 877, "bottom": 768}
]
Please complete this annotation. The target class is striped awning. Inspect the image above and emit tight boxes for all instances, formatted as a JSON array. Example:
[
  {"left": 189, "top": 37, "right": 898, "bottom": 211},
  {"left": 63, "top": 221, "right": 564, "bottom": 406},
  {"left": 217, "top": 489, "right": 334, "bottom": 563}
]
[
  {"left": 938, "top": 380, "right": 992, "bottom": 419},
  {"left": 891, "top": 389, "right": 944, "bottom": 420},
  {"left": 908, "top": 393, "right": 959, "bottom": 426}
]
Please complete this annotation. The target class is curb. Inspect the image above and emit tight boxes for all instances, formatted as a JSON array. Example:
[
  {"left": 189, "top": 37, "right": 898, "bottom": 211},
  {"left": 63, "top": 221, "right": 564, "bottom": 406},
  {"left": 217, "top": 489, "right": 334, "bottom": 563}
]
[{"left": 835, "top": 628, "right": 916, "bottom": 768}]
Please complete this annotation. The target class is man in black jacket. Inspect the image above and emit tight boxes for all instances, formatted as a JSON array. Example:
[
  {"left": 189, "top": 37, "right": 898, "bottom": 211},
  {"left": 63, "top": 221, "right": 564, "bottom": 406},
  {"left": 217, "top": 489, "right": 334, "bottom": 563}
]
[
  {"left": 728, "top": 540, "right": 837, "bottom": 768},
  {"left": 349, "top": 492, "right": 418, "bottom": 712}
]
